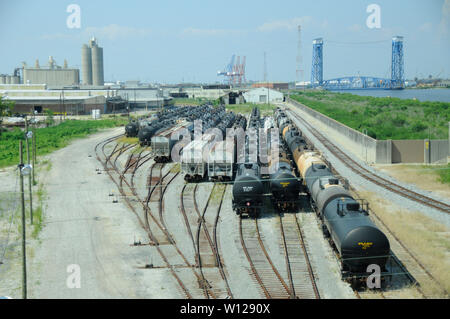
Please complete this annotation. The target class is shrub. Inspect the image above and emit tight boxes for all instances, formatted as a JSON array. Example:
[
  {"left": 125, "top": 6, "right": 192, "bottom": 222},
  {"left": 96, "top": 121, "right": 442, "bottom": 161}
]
[{"left": 290, "top": 91, "right": 449, "bottom": 140}]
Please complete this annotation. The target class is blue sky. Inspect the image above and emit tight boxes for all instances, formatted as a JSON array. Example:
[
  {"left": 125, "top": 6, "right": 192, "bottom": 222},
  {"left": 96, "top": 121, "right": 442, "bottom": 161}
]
[{"left": 0, "top": 0, "right": 449, "bottom": 83}]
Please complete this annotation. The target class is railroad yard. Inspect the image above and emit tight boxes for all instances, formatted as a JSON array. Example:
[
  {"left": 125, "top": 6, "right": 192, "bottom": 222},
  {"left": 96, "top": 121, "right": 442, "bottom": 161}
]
[{"left": 1, "top": 100, "right": 448, "bottom": 300}]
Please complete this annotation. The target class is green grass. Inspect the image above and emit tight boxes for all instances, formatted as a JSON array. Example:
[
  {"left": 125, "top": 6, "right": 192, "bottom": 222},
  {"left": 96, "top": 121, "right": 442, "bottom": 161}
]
[
  {"left": 290, "top": 90, "right": 450, "bottom": 140},
  {"left": 0, "top": 118, "right": 128, "bottom": 168},
  {"left": 226, "top": 103, "right": 277, "bottom": 116},
  {"left": 31, "top": 183, "right": 46, "bottom": 239},
  {"left": 173, "top": 98, "right": 210, "bottom": 106},
  {"left": 434, "top": 164, "right": 450, "bottom": 184},
  {"left": 117, "top": 136, "right": 139, "bottom": 144}
]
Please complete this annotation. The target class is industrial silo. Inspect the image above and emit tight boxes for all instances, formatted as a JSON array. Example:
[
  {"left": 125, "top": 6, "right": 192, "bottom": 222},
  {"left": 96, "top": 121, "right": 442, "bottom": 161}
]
[
  {"left": 81, "top": 44, "right": 92, "bottom": 85},
  {"left": 6, "top": 76, "right": 11, "bottom": 84},
  {"left": 0, "top": 75, "right": 5, "bottom": 84},
  {"left": 91, "top": 44, "right": 104, "bottom": 86},
  {"left": 11, "top": 76, "right": 20, "bottom": 84}
]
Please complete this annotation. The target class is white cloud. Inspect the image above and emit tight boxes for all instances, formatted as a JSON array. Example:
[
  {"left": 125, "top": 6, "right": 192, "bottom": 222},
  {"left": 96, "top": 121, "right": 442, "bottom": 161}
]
[
  {"left": 181, "top": 27, "right": 246, "bottom": 36},
  {"left": 40, "top": 24, "right": 153, "bottom": 42},
  {"left": 419, "top": 22, "right": 432, "bottom": 32},
  {"left": 84, "top": 24, "right": 152, "bottom": 40},
  {"left": 348, "top": 24, "right": 363, "bottom": 32},
  {"left": 40, "top": 33, "right": 75, "bottom": 40},
  {"left": 439, "top": 0, "right": 450, "bottom": 36},
  {"left": 257, "top": 16, "right": 312, "bottom": 32}
]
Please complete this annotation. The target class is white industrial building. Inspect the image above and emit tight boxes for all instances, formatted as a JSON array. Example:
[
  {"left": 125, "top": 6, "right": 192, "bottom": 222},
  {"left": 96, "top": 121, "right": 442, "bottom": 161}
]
[
  {"left": 243, "top": 87, "right": 284, "bottom": 104},
  {"left": 22, "top": 56, "right": 79, "bottom": 87}
]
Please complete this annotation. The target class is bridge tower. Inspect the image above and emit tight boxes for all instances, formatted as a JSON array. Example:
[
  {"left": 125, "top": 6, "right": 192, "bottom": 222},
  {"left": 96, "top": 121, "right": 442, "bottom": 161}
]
[
  {"left": 391, "top": 36, "right": 404, "bottom": 89},
  {"left": 311, "top": 38, "right": 323, "bottom": 86}
]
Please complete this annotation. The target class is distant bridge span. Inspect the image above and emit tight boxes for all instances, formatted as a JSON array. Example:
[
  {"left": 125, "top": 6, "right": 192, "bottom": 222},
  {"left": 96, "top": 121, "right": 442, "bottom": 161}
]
[{"left": 311, "top": 36, "right": 404, "bottom": 90}]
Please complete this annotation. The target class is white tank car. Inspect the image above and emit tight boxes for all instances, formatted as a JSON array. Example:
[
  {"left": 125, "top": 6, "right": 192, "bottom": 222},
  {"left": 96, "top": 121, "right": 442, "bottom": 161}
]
[
  {"left": 181, "top": 133, "right": 217, "bottom": 182},
  {"left": 207, "top": 137, "right": 236, "bottom": 182}
]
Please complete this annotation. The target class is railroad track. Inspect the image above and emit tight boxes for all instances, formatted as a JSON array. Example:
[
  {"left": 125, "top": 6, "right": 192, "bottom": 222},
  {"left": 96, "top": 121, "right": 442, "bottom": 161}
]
[
  {"left": 97, "top": 136, "right": 236, "bottom": 298},
  {"left": 95, "top": 137, "right": 196, "bottom": 298},
  {"left": 126, "top": 154, "right": 236, "bottom": 298},
  {"left": 285, "top": 105, "right": 449, "bottom": 298},
  {"left": 286, "top": 103, "right": 450, "bottom": 214},
  {"left": 350, "top": 186, "right": 447, "bottom": 298},
  {"left": 180, "top": 183, "right": 233, "bottom": 299},
  {"left": 278, "top": 212, "right": 320, "bottom": 299},
  {"left": 239, "top": 216, "right": 291, "bottom": 299}
]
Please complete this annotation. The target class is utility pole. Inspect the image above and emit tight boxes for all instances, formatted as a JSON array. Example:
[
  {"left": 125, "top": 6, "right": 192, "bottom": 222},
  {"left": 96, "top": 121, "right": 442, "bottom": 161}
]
[
  {"left": 62, "top": 89, "right": 65, "bottom": 121},
  {"left": 32, "top": 131, "right": 36, "bottom": 184},
  {"left": 59, "top": 92, "right": 62, "bottom": 123},
  {"left": 19, "top": 141, "right": 27, "bottom": 299},
  {"left": 296, "top": 25, "right": 304, "bottom": 84},
  {"left": 263, "top": 51, "right": 268, "bottom": 83},
  {"left": 25, "top": 118, "right": 33, "bottom": 224}
]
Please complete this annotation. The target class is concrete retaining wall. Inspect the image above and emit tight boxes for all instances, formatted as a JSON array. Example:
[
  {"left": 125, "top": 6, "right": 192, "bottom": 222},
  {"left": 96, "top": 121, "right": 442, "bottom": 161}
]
[
  {"left": 376, "top": 140, "right": 392, "bottom": 164},
  {"left": 288, "top": 98, "right": 449, "bottom": 164},
  {"left": 428, "top": 140, "right": 449, "bottom": 163},
  {"left": 391, "top": 140, "right": 424, "bottom": 163}
]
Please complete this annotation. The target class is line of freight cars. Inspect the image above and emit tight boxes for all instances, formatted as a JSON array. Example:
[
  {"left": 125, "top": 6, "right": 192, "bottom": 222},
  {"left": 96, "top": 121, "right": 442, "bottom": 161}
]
[
  {"left": 232, "top": 106, "right": 302, "bottom": 215},
  {"left": 231, "top": 107, "right": 266, "bottom": 215},
  {"left": 124, "top": 104, "right": 250, "bottom": 181},
  {"left": 180, "top": 108, "right": 247, "bottom": 182},
  {"left": 151, "top": 105, "right": 230, "bottom": 163},
  {"left": 274, "top": 107, "right": 390, "bottom": 285}
]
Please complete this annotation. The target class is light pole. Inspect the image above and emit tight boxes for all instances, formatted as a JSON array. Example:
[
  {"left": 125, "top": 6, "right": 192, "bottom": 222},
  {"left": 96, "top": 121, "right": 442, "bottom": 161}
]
[
  {"left": 18, "top": 141, "right": 32, "bottom": 299},
  {"left": 24, "top": 119, "right": 33, "bottom": 223}
]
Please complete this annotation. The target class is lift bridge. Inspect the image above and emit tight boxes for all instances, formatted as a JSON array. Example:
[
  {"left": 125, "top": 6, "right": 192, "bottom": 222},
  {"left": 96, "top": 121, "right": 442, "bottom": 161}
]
[{"left": 311, "top": 36, "right": 404, "bottom": 90}]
